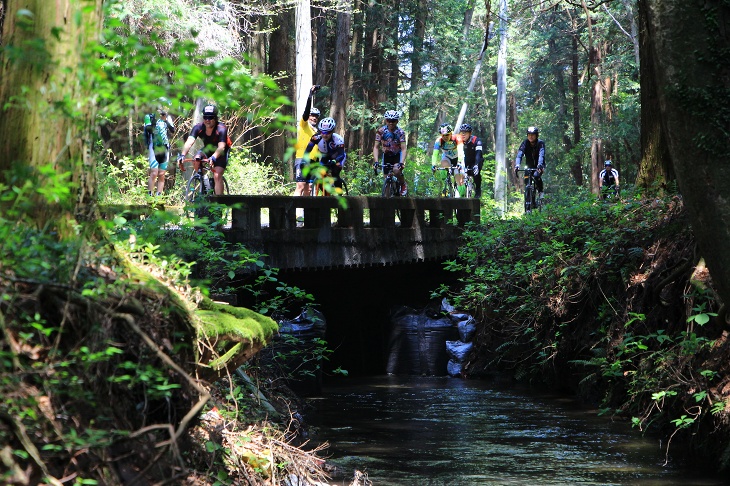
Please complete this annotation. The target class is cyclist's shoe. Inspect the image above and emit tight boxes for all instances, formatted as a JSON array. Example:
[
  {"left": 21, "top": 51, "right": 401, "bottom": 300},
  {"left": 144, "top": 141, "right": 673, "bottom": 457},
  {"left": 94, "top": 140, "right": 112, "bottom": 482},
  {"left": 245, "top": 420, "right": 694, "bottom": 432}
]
[{"left": 400, "top": 182, "right": 408, "bottom": 197}]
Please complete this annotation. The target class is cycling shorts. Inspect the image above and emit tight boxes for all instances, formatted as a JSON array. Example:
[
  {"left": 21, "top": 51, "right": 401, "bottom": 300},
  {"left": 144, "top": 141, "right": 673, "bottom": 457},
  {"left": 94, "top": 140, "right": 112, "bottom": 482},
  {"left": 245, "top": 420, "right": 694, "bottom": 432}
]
[
  {"left": 440, "top": 156, "right": 463, "bottom": 172},
  {"left": 149, "top": 150, "right": 169, "bottom": 171},
  {"left": 381, "top": 154, "right": 403, "bottom": 174},
  {"left": 194, "top": 149, "right": 228, "bottom": 170}
]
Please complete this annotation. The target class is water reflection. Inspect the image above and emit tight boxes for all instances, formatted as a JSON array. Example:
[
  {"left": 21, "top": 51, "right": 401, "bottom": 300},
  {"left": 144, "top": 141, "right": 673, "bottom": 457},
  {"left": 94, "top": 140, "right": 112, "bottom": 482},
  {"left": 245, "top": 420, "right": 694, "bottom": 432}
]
[{"left": 306, "top": 376, "right": 725, "bottom": 485}]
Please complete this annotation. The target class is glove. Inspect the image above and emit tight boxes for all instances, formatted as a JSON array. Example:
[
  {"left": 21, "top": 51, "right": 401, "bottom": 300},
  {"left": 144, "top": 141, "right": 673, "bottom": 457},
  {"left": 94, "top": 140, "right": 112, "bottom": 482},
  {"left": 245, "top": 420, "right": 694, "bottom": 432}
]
[
  {"left": 177, "top": 154, "right": 183, "bottom": 162},
  {"left": 537, "top": 164, "right": 544, "bottom": 171},
  {"left": 514, "top": 166, "right": 519, "bottom": 177},
  {"left": 373, "top": 163, "right": 379, "bottom": 175},
  {"left": 210, "top": 155, "right": 217, "bottom": 165},
  {"left": 431, "top": 165, "right": 436, "bottom": 174},
  {"left": 472, "top": 166, "right": 479, "bottom": 176}
]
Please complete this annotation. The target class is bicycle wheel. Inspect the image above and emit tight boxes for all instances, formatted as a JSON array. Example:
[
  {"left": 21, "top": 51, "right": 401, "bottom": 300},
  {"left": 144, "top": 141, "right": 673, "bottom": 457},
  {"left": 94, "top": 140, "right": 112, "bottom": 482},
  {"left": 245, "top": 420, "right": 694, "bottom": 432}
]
[
  {"left": 184, "top": 176, "right": 203, "bottom": 218},
  {"left": 524, "top": 185, "right": 534, "bottom": 213},
  {"left": 381, "top": 178, "right": 391, "bottom": 197},
  {"left": 535, "top": 190, "right": 542, "bottom": 212},
  {"left": 465, "top": 177, "right": 474, "bottom": 198},
  {"left": 447, "top": 177, "right": 457, "bottom": 198}
]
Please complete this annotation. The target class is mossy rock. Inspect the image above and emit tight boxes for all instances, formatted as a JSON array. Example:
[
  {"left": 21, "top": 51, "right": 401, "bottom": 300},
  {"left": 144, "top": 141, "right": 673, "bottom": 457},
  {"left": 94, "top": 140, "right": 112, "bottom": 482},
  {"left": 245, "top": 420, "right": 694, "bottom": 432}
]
[{"left": 195, "top": 296, "right": 279, "bottom": 379}]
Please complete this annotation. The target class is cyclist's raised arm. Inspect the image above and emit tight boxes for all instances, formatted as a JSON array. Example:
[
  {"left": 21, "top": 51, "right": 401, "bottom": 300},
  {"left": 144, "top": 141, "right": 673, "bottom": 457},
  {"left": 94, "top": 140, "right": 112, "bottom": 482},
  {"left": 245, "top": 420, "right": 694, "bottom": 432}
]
[{"left": 302, "top": 89, "right": 313, "bottom": 122}]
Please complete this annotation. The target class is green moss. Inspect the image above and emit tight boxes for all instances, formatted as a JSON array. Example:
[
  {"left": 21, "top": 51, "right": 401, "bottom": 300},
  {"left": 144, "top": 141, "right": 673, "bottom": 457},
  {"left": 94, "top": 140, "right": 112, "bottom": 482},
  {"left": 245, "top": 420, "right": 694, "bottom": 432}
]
[{"left": 195, "top": 296, "right": 278, "bottom": 343}]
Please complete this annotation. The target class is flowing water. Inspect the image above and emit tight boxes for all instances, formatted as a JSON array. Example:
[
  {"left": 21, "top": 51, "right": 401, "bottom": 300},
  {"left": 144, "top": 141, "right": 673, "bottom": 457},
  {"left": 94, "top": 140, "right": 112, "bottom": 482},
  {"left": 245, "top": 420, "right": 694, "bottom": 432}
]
[{"left": 305, "top": 376, "right": 726, "bottom": 486}]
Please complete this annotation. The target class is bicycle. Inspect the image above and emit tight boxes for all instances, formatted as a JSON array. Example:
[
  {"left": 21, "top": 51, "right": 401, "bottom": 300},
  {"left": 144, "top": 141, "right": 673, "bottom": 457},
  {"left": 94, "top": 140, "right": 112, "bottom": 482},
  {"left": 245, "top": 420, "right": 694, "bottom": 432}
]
[
  {"left": 600, "top": 184, "right": 620, "bottom": 201},
  {"left": 311, "top": 160, "right": 348, "bottom": 196},
  {"left": 375, "top": 162, "right": 404, "bottom": 197},
  {"left": 180, "top": 157, "right": 230, "bottom": 219},
  {"left": 433, "top": 166, "right": 460, "bottom": 198},
  {"left": 517, "top": 168, "right": 542, "bottom": 213},
  {"left": 463, "top": 171, "right": 476, "bottom": 198}
]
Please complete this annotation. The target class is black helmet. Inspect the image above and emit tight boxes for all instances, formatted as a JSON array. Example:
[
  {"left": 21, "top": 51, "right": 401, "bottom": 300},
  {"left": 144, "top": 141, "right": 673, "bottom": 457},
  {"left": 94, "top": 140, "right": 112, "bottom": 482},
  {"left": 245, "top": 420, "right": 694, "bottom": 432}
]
[
  {"left": 527, "top": 126, "right": 539, "bottom": 135},
  {"left": 460, "top": 123, "right": 473, "bottom": 132},
  {"left": 203, "top": 104, "right": 218, "bottom": 118}
]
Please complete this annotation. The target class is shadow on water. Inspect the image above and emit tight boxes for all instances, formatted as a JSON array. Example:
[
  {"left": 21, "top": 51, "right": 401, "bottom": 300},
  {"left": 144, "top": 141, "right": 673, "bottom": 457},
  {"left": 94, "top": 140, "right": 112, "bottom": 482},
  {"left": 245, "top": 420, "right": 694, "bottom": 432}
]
[
  {"left": 306, "top": 376, "right": 727, "bottom": 486},
  {"left": 274, "top": 263, "right": 727, "bottom": 485}
]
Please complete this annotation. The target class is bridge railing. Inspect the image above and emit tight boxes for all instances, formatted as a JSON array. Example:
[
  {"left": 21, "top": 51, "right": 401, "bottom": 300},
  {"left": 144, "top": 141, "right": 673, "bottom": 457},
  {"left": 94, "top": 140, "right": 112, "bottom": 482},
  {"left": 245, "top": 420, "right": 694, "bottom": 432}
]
[
  {"left": 209, "top": 196, "right": 480, "bottom": 270},
  {"left": 210, "top": 195, "right": 480, "bottom": 234}
]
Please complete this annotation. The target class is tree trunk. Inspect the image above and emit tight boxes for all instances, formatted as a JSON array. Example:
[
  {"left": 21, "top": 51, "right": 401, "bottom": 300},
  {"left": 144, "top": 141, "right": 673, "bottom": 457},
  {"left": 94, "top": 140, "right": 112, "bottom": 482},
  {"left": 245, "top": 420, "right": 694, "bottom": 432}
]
[
  {"left": 407, "top": 0, "right": 428, "bottom": 150},
  {"left": 330, "top": 7, "right": 352, "bottom": 135},
  {"left": 569, "top": 17, "right": 583, "bottom": 186},
  {"left": 296, "top": 0, "right": 315, "bottom": 116},
  {"left": 635, "top": 0, "right": 672, "bottom": 189},
  {"left": 641, "top": 0, "right": 730, "bottom": 306},
  {"left": 265, "top": 8, "right": 294, "bottom": 176},
  {"left": 0, "top": 0, "right": 103, "bottom": 228}
]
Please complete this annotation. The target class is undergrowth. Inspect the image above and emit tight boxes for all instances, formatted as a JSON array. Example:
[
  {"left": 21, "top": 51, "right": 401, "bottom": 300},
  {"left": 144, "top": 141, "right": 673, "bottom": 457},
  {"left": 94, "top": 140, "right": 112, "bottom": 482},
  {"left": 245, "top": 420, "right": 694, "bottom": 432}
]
[
  {"left": 439, "top": 189, "right": 730, "bottom": 470},
  {"left": 0, "top": 168, "right": 337, "bottom": 484}
]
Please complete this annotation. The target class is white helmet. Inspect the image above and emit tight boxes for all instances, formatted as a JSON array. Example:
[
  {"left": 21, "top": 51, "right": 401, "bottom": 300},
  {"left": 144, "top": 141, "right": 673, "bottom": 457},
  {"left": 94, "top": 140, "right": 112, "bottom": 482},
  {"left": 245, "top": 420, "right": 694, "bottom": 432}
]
[
  {"left": 384, "top": 110, "right": 401, "bottom": 120},
  {"left": 318, "top": 117, "right": 336, "bottom": 132}
]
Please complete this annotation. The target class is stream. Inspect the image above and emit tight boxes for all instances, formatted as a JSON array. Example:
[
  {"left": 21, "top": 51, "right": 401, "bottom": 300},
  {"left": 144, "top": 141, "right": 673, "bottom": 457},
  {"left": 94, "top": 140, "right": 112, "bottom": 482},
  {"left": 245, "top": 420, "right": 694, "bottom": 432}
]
[{"left": 305, "top": 375, "right": 726, "bottom": 486}]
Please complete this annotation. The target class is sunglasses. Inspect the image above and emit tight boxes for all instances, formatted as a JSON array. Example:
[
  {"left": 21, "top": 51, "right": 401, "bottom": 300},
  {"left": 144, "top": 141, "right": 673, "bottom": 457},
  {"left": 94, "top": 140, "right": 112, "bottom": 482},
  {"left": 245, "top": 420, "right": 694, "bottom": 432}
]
[
  {"left": 320, "top": 130, "right": 332, "bottom": 135},
  {"left": 385, "top": 119, "right": 398, "bottom": 122},
  {"left": 203, "top": 116, "right": 215, "bottom": 120}
]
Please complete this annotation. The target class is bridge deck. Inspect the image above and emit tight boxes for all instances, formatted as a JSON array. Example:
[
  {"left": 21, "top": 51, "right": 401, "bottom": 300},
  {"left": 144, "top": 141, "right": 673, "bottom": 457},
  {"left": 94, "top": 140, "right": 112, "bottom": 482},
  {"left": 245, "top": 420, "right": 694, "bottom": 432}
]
[{"left": 217, "top": 196, "right": 480, "bottom": 271}]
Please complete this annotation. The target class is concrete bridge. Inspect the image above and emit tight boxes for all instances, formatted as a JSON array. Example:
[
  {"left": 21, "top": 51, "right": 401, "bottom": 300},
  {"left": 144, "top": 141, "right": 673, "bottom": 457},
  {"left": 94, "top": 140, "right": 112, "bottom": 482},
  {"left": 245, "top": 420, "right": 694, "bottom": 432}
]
[{"left": 209, "top": 195, "right": 481, "bottom": 271}]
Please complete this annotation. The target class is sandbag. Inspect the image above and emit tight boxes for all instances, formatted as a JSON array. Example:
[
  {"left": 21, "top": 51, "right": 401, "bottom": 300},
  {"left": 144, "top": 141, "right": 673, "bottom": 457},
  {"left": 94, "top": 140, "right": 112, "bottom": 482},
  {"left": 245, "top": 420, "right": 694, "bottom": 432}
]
[
  {"left": 446, "top": 340, "right": 473, "bottom": 363},
  {"left": 386, "top": 306, "right": 457, "bottom": 376}
]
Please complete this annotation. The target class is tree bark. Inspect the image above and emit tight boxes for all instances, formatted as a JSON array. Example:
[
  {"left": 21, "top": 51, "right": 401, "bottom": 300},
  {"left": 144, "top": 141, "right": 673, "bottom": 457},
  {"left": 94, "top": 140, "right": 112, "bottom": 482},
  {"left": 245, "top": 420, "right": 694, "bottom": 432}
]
[
  {"left": 569, "top": 15, "right": 583, "bottom": 186},
  {"left": 407, "top": 0, "right": 428, "bottom": 150},
  {"left": 635, "top": 0, "right": 673, "bottom": 189},
  {"left": 0, "top": 0, "right": 103, "bottom": 228},
  {"left": 641, "top": 0, "right": 730, "bottom": 306},
  {"left": 330, "top": 6, "right": 352, "bottom": 137},
  {"left": 265, "top": 8, "right": 294, "bottom": 175}
]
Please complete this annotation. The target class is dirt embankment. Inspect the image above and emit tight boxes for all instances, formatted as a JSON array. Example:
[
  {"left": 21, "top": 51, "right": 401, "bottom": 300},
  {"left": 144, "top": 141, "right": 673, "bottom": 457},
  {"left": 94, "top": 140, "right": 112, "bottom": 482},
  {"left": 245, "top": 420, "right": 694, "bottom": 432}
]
[{"left": 462, "top": 197, "right": 730, "bottom": 473}]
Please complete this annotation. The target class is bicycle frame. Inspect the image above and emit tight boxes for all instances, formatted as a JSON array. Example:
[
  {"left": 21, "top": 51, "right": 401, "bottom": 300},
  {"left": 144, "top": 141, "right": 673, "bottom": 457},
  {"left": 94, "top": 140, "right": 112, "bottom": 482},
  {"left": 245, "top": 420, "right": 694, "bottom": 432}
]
[
  {"left": 181, "top": 157, "right": 230, "bottom": 219},
  {"left": 434, "top": 166, "right": 458, "bottom": 198},
  {"left": 311, "top": 160, "right": 347, "bottom": 196},
  {"left": 378, "top": 162, "right": 402, "bottom": 197},
  {"left": 517, "top": 168, "right": 541, "bottom": 213}
]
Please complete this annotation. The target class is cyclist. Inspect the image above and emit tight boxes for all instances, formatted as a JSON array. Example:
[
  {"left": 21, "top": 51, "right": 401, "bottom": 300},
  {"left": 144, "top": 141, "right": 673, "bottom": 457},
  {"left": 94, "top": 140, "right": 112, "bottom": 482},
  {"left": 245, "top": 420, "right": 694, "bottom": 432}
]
[
  {"left": 431, "top": 123, "right": 464, "bottom": 195},
  {"left": 514, "top": 126, "right": 546, "bottom": 196},
  {"left": 373, "top": 110, "right": 407, "bottom": 196},
  {"left": 294, "top": 85, "right": 322, "bottom": 197},
  {"left": 304, "top": 117, "right": 346, "bottom": 193},
  {"left": 144, "top": 97, "right": 175, "bottom": 197},
  {"left": 599, "top": 159, "right": 620, "bottom": 198},
  {"left": 178, "top": 104, "right": 229, "bottom": 195},
  {"left": 458, "top": 123, "right": 484, "bottom": 198}
]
